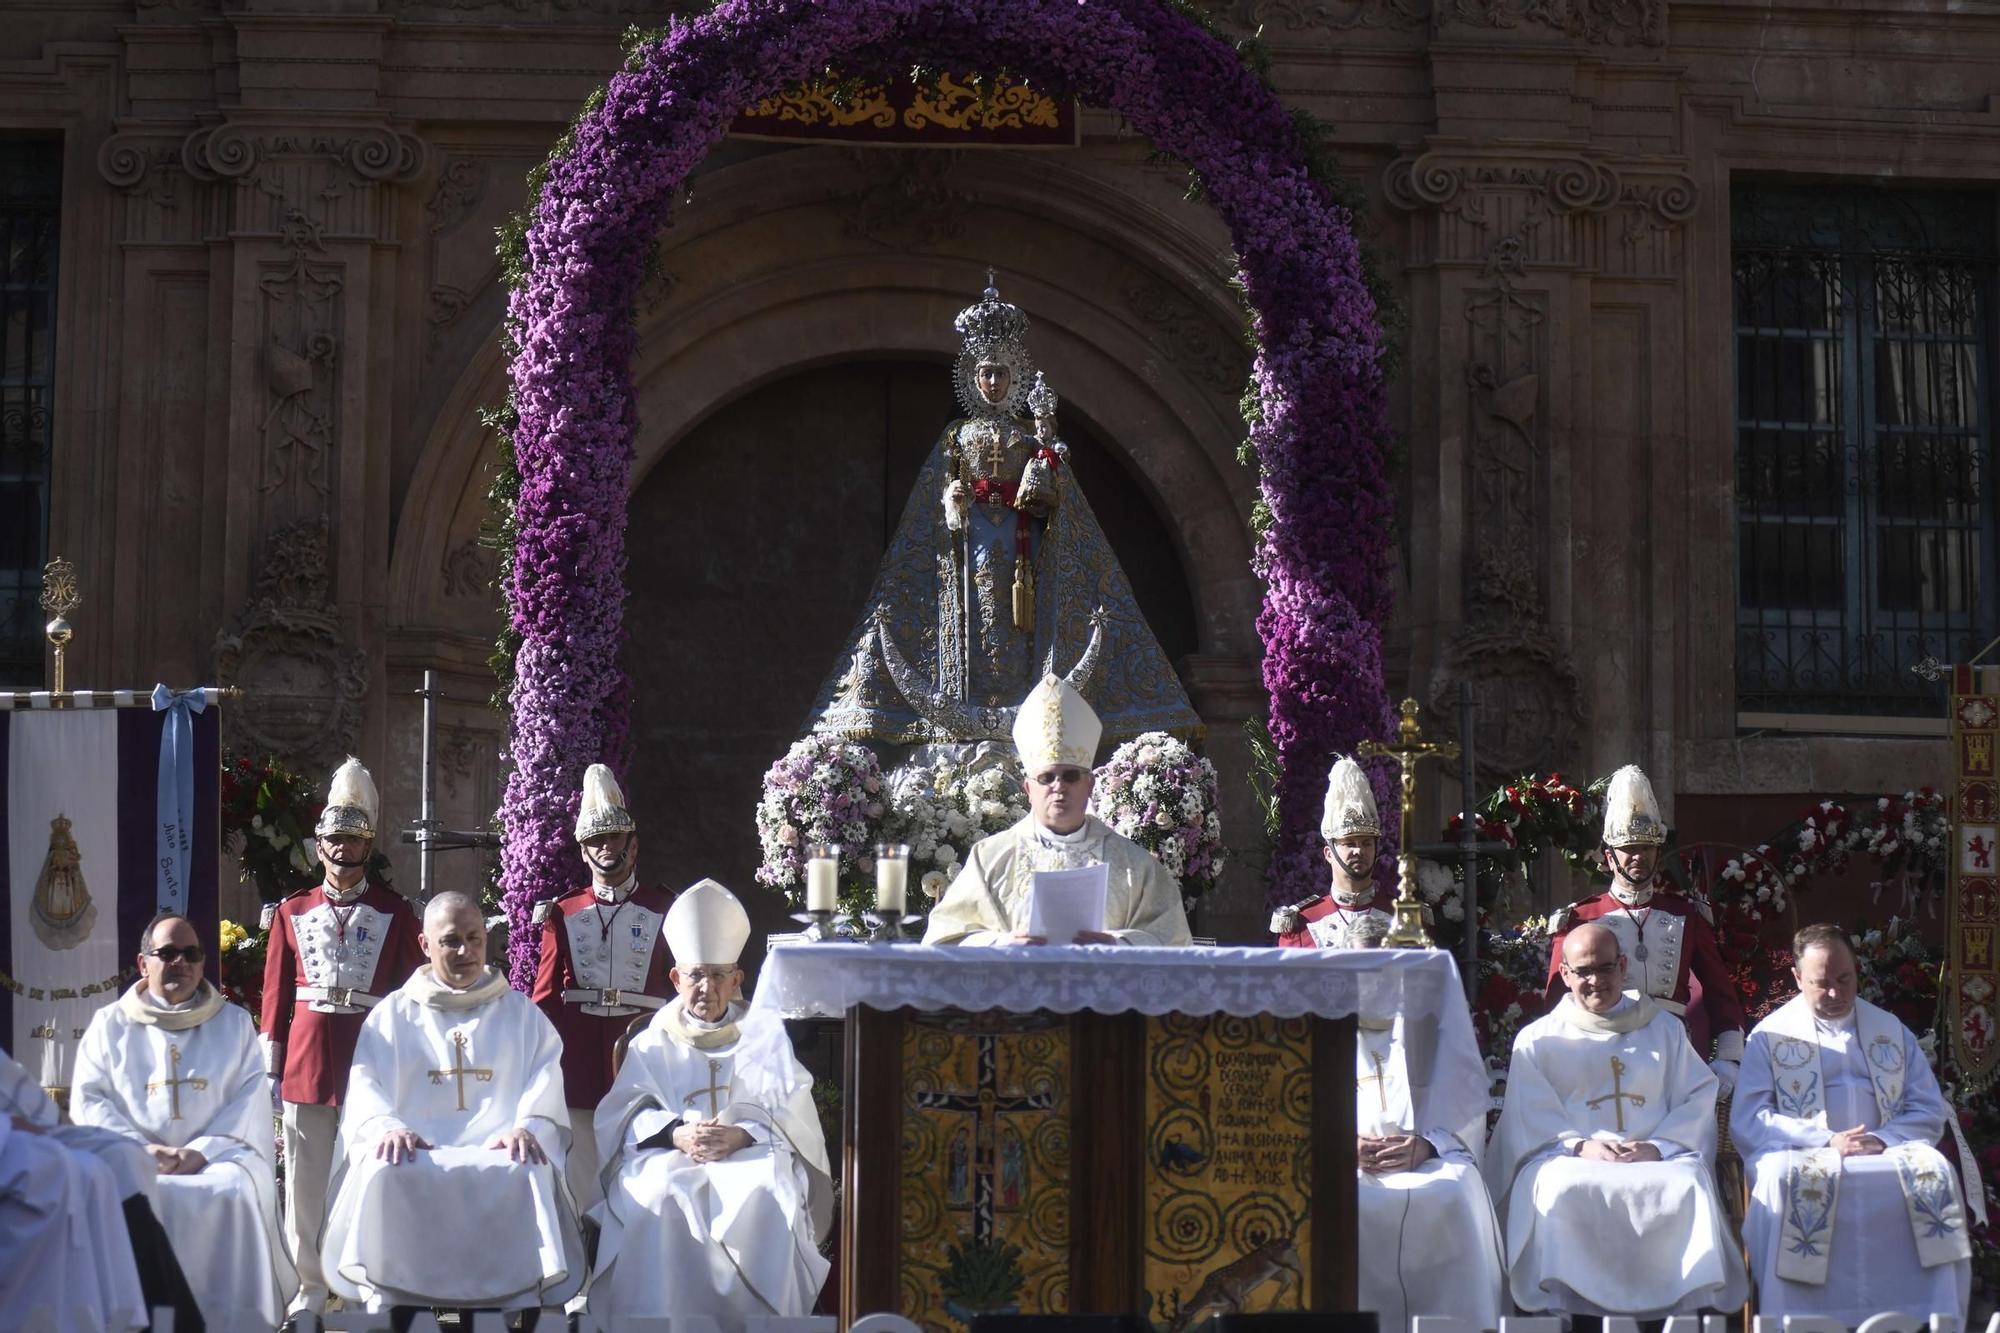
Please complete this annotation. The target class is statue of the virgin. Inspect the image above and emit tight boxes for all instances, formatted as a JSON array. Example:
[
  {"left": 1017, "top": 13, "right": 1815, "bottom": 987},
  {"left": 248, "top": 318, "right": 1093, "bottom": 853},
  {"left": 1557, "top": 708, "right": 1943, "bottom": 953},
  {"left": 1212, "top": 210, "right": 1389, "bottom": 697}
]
[{"left": 805, "top": 278, "right": 1200, "bottom": 753}]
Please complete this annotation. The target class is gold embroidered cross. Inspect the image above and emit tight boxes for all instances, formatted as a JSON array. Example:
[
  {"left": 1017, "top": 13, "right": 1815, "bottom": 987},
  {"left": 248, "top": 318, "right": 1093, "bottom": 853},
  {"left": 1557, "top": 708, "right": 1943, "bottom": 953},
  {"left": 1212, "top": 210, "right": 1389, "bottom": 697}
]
[
  {"left": 1585, "top": 1055, "right": 1647, "bottom": 1133},
  {"left": 1357, "top": 1052, "right": 1389, "bottom": 1113},
  {"left": 146, "top": 1044, "right": 208, "bottom": 1121},
  {"left": 426, "top": 1031, "right": 493, "bottom": 1111},
  {"left": 683, "top": 1057, "right": 731, "bottom": 1119}
]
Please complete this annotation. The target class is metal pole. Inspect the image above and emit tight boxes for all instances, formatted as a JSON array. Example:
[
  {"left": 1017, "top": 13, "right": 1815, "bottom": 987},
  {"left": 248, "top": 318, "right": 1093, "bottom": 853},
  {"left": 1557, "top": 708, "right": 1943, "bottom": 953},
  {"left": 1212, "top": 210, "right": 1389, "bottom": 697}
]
[
  {"left": 1457, "top": 679, "right": 1479, "bottom": 999},
  {"left": 418, "top": 669, "right": 436, "bottom": 901}
]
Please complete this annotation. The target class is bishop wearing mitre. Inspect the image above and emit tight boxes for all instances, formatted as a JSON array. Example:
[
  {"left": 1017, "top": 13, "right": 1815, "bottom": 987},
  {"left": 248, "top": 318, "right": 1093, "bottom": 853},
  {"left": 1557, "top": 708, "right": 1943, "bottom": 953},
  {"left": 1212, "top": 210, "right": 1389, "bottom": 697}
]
[
  {"left": 320, "top": 890, "right": 584, "bottom": 1314},
  {"left": 1732, "top": 923, "right": 1970, "bottom": 1323},
  {"left": 592, "top": 878, "right": 833, "bottom": 1325},
  {"left": 72, "top": 911, "right": 296, "bottom": 1332},
  {"left": 531, "top": 761, "right": 676, "bottom": 1213},
  {"left": 923, "top": 674, "right": 1192, "bottom": 946},
  {"left": 1489, "top": 922, "right": 1747, "bottom": 1317}
]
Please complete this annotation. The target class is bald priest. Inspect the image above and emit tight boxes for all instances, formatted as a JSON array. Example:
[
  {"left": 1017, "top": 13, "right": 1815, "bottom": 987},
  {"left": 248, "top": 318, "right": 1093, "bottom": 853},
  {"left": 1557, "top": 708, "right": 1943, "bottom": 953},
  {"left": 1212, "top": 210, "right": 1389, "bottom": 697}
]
[{"left": 320, "top": 890, "right": 585, "bottom": 1314}]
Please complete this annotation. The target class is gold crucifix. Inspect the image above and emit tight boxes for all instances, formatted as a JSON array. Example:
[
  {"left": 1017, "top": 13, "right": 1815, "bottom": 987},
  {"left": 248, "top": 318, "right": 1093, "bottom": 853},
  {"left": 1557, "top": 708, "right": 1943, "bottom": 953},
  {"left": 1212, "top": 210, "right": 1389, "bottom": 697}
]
[
  {"left": 145, "top": 1044, "right": 208, "bottom": 1121},
  {"left": 683, "top": 1057, "right": 731, "bottom": 1119},
  {"left": 1356, "top": 697, "right": 1460, "bottom": 947},
  {"left": 1585, "top": 1056, "right": 1648, "bottom": 1134},
  {"left": 426, "top": 1031, "right": 494, "bottom": 1112},
  {"left": 1357, "top": 1051, "right": 1389, "bottom": 1113}
]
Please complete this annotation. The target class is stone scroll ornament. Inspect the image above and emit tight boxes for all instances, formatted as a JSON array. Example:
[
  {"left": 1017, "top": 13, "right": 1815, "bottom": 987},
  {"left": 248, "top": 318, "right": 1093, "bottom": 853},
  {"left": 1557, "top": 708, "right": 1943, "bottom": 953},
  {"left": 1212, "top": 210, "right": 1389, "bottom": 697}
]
[
  {"left": 495, "top": 0, "right": 1396, "bottom": 987},
  {"left": 1949, "top": 663, "right": 2000, "bottom": 1090}
]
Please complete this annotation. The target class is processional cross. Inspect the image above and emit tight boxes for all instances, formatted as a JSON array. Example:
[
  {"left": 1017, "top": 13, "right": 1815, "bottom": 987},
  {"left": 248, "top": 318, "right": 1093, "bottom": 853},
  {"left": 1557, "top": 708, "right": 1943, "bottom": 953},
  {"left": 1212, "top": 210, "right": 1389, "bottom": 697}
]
[
  {"left": 427, "top": 1031, "right": 493, "bottom": 1111},
  {"left": 1585, "top": 1056, "right": 1647, "bottom": 1133},
  {"left": 146, "top": 1043, "right": 208, "bottom": 1121},
  {"left": 684, "top": 1058, "right": 731, "bottom": 1119},
  {"left": 1357, "top": 697, "right": 1460, "bottom": 947}
]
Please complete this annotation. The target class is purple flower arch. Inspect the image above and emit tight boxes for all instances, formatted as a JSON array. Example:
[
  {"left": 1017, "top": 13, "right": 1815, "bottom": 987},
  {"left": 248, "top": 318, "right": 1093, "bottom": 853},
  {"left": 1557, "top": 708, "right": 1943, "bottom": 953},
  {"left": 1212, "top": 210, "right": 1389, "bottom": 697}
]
[{"left": 499, "top": 0, "right": 1396, "bottom": 986}]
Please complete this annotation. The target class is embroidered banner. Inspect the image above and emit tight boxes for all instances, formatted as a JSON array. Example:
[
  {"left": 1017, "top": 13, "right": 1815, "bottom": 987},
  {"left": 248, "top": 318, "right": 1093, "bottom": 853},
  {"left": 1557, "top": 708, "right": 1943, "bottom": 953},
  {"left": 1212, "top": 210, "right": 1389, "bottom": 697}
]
[
  {"left": 1949, "top": 664, "right": 2000, "bottom": 1088},
  {"left": 731, "top": 72, "right": 1078, "bottom": 147}
]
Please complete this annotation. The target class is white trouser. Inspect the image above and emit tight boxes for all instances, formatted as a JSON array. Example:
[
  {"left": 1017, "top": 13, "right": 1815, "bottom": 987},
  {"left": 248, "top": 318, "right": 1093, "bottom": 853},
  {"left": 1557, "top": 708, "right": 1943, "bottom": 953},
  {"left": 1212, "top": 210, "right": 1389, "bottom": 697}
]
[
  {"left": 566, "top": 1112, "right": 603, "bottom": 1216},
  {"left": 282, "top": 1100, "right": 340, "bottom": 1312}
]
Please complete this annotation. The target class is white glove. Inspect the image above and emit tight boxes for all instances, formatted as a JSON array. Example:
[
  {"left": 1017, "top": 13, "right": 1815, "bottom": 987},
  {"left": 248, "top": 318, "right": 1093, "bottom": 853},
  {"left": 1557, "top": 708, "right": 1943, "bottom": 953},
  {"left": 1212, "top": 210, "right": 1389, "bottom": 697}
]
[
  {"left": 943, "top": 480, "right": 969, "bottom": 532},
  {"left": 1709, "top": 1057, "right": 1739, "bottom": 1097}
]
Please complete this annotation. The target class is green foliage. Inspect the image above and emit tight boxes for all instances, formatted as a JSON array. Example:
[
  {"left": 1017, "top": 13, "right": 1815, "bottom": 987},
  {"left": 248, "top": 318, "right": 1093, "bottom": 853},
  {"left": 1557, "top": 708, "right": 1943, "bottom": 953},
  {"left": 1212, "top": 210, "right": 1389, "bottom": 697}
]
[
  {"left": 938, "top": 1237, "right": 1026, "bottom": 1309},
  {"left": 1244, "top": 715, "right": 1282, "bottom": 844}
]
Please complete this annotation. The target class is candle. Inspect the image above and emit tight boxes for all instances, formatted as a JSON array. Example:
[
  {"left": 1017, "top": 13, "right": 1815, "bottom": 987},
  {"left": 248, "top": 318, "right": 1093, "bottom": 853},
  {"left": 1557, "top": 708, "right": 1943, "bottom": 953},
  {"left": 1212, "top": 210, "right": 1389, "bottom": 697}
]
[
  {"left": 874, "top": 843, "right": 910, "bottom": 913},
  {"left": 805, "top": 845, "right": 839, "bottom": 913}
]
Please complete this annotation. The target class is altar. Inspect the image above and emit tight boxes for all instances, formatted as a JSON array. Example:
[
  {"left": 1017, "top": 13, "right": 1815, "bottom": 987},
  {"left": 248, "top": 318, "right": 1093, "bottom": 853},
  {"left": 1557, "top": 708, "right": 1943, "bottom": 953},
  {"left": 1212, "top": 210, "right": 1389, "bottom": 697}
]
[{"left": 754, "top": 943, "right": 1481, "bottom": 1329}]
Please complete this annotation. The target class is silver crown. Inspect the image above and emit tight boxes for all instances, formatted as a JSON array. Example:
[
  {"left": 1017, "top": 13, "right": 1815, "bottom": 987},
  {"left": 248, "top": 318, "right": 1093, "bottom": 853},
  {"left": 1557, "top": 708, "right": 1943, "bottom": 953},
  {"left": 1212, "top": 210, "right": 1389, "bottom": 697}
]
[
  {"left": 954, "top": 282, "right": 1030, "bottom": 356},
  {"left": 1027, "top": 372, "right": 1058, "bottom": 420}
]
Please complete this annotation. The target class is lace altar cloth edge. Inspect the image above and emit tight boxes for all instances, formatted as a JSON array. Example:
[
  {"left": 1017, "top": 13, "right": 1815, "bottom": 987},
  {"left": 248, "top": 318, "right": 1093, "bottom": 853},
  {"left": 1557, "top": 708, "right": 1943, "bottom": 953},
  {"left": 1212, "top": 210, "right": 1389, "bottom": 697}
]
[{"left": 751, "top": 942, "right": 1468, "bottom": 1025}]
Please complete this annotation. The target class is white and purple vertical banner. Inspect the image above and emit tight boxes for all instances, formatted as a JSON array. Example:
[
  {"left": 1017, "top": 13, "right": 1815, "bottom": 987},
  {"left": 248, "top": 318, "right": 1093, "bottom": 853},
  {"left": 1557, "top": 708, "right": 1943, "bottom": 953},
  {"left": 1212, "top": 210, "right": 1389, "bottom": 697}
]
[{"left": 0, "top": 699, "right": 220, "bottom": 1092}]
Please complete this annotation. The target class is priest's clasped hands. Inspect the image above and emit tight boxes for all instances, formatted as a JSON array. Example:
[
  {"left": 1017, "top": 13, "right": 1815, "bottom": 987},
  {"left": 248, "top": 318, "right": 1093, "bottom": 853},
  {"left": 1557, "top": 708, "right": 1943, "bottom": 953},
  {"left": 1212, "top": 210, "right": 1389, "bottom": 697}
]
[
  {"left": 144, "top": 1143, "right": 208, "bottom": 1176},
  {"left": 374, "top": 1126, "right": 548, "bottom": 1164},
  {"left": 1830, "top": 1125, "right": 1887, "bottom": 1156},
  {"left": 671, "top": 1119, "right": 755, "bottom": 1164},
  {"left": 1574, "top": 1138, "right": 1663, "bottom": 1163},
  {"left": 1357, "top": 1134, "right": 1434, "bottom": 1174}
]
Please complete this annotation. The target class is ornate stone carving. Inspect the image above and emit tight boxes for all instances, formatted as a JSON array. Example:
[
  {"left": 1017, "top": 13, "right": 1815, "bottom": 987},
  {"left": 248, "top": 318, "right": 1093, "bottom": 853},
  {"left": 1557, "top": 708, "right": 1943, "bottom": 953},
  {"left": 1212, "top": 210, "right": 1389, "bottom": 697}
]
[
  {"left": 388, "top": 0, "right": 667, "bottom": 12},
  {"left": 838, "top": 150, "right": 965, "bottom": 250},
  {"left": 440, "top": 540, "right": 497, "bottom": 599},
  {"left": 260, "top": 210, "right": 344, "bottom": 527},
  {"left": 96, "top": 139, "right": 182, "bottom": 210},
  {"left": 1120, "top": 278, "right": 1249, "bottom": 395},
  {"left": 437, "top": 726, "right": 481, "bottom": 801},
  {"left": 1385, "top": 152, "right": 1621, "bottom": 216},
  {"left": 423, "top": 156, "right": 491, "bottom": 358},
  {"left": 213, "top": 517, "right": 369, "bottom": 777},
  {"left": 1442, "top": 0, "right": 1664, "bottom": 46},
  {"left": 183, "top": 123, "right": 426, "bottom": 187}
]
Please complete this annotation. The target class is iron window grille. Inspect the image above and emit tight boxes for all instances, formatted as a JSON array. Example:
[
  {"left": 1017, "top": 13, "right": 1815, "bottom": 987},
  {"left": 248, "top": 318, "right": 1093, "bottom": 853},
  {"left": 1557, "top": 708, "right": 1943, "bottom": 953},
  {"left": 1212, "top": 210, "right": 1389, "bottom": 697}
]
[
  {"left": 1733, "top": 184, "right": 1997, "bottom": 718},
  {"left": 0, "top": 138, "right": 59, "bottom": 688}
]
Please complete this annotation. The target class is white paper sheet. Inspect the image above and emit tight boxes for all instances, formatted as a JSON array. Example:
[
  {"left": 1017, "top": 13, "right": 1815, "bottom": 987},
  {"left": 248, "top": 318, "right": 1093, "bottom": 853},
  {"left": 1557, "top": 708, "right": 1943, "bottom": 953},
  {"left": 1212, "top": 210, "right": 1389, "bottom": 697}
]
[{"left": 1026, "top": 864, "right": 1108, "bottom": 941}]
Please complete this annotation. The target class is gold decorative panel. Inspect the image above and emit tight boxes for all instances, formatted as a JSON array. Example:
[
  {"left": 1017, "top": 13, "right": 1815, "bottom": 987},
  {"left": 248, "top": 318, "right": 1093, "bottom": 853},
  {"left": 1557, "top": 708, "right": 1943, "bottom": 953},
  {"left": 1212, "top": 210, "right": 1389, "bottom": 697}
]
[{"left": 1143, "top": 1014, "right": 1315, "bottom": 1330}]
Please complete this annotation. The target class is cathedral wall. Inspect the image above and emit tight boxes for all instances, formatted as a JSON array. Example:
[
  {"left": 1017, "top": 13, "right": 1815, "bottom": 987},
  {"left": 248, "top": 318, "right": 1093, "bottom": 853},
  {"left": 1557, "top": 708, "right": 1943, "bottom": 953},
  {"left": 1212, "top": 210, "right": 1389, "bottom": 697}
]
[{"left": 4, "top": 0, "right": 1987, "bottom": 935}]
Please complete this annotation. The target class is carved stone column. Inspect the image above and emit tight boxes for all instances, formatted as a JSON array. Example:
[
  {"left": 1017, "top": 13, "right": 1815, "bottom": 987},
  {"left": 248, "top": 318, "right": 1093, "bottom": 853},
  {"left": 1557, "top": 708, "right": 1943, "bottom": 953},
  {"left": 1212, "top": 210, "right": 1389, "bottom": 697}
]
[{"left": 1180, "top": 652, "right": 1268, "bottom": 943}]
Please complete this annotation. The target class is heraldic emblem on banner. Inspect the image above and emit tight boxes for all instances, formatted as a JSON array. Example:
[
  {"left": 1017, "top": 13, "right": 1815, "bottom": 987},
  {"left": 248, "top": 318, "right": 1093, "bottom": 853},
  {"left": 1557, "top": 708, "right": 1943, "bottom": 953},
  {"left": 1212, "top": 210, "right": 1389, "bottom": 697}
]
[{"left": 1950, "top": 663, "right": 2000, "bottom": 1089}]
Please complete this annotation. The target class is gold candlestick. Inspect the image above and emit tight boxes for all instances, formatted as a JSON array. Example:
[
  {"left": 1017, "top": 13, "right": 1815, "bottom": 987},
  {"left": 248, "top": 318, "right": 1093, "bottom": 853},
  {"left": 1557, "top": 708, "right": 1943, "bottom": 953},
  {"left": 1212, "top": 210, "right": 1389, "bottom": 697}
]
[
  {"left": 39, "top": 557, "right": 79, "bottom": 699},
  {"left": 1357, "top": 697, "right": 1460, "bottom": 948}
]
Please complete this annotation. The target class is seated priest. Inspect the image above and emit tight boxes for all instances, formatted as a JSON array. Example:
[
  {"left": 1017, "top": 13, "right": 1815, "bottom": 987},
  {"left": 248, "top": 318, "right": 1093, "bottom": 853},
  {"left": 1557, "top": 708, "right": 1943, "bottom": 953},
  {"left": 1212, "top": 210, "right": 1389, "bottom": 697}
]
[
  {"left": 0, "top": 1050, "right": 148, "bottom": 1332},
  {"left": 72, "top": 911, "right": 296, "bottom": 1332},
  {"left": 1272, "top": 754, "right": 1399, "bottom": 946},
  {"left": 1543, "top": 765, "right": 1747, "bottom": 1091},
  {"left": 1488, "top": 921, "right": 1747, "bottom": 1318},
  {"left": 923, "top": 674, "right": 1192, "bottom": 946},
  {"left": 320, "top": 890, "right": 584, "bottom": 1315},
  {"left": 1731, "top": 922, "right": 1971, "bottom": 1324},
  {"left": 592, "top": 878, "right": 833, "bottom": 1325},
  {"left": 2, "top": 1046, "right": 202, "bottom": 1331}
]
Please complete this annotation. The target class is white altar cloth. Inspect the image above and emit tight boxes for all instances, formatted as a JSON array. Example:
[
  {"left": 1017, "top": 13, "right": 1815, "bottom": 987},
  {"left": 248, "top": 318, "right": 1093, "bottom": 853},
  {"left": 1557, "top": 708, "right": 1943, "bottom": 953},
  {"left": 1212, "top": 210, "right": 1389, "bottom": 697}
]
[{"left": 753, "top": 943, "right": 1478, "bottom": 1059}]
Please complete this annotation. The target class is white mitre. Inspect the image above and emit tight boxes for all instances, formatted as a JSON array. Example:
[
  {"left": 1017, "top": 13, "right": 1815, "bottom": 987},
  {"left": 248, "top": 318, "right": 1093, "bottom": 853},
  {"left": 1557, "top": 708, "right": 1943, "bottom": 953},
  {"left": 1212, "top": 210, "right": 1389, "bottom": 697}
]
[
  {"left": 1601, "top": 764, "right": 1667, "bottom": 847},
  {"left": 664, "top": 878, "right": 751, "bottom": 969},
  {"left": 1321, "top": 755, "right": 1382, "bottom": 841},
  {"left": 1012, "top": 674, "right": 1101, "bottom": 773},
  {"left": 574, "top": 762, "right": 637, "bottom": 842},
  {"left": 316, "top": 756, "right": 379, "bottom": 838}
]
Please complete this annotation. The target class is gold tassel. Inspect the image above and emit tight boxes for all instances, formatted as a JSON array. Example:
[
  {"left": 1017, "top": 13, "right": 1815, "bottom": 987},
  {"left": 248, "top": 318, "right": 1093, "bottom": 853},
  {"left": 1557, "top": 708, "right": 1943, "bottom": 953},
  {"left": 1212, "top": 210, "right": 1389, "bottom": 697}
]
[{"left": 1012, "top": 558, "right": 1034, "bottom": 631}]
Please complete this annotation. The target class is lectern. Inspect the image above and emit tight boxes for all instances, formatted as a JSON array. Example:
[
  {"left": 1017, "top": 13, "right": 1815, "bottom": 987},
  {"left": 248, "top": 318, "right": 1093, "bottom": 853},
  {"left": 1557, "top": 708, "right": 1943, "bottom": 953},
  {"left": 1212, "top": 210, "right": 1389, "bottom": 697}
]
[{"left": 753, "top": 944, "right": 1477, "bottom": 1329}]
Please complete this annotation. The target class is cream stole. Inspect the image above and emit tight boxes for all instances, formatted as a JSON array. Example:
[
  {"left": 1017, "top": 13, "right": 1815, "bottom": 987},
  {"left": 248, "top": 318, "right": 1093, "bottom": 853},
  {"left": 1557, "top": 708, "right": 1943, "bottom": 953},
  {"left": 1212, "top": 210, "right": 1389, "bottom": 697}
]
[
  {"left": 1356, "top": 1017, "right": 1416, "bottom": 1139},
  {"left": 1765, "top": 997, "right": 1969, "bottom": 1282}
]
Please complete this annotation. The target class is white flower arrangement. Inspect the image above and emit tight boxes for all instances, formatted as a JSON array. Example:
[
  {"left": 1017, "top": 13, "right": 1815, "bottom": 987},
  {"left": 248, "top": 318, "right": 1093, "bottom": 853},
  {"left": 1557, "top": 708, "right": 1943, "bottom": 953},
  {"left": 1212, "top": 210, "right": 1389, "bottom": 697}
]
[
  {"left": 1089, "top": 731, "right": 1226, "bottom": 901},
  {"left": 881, "top": 753, "right": 1029, "bottom": 898}
]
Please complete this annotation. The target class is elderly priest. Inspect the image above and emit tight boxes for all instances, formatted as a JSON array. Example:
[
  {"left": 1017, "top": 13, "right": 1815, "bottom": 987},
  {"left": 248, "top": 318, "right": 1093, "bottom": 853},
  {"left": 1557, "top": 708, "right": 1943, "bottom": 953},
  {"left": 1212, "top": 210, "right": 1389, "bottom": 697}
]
[
  {"left": 923, "top": 674, "right": 1192, "bottom": 946},
  {"left": 1731, "top": 922, "right": 1970, "bottom": 1323},
  {"left": 321, "top": 890, "right": 584, "bottom": 1314},
  {"left": 1489, "top": 921, "right": 1747, "bottom": 1318},
  {"left": 72, "top": 911, "right": 295, "bottom": 1331},
  {"left": 592, "top": 878, "right": 833, "bottom": 1325}
]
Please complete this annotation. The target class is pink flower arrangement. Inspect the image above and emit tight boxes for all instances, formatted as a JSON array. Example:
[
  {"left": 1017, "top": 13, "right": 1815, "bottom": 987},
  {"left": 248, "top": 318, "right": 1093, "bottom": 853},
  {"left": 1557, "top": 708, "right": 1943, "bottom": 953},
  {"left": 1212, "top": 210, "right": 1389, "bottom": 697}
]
[
  {"left": 1090, "top": 732, "right": 1228, "bottom": 903},
  {"left": 495, "top": 0, "right": 1395, "bottom": 981},
  {"left": 753, "top": 736, "right": 888, "bottom": 911}
]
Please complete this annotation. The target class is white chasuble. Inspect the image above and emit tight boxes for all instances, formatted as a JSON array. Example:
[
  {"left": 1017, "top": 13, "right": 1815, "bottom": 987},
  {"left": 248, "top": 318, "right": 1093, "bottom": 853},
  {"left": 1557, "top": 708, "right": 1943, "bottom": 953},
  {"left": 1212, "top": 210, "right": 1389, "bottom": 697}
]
[
  {"left": 923, "top": 815, "right": 1192, "bottom": 946},
  {"left": 322, "top": 966, "right": 583, "bottom": 1311},
  {"left": 71, "top": 982, "right": 295, "bottom": 1333},
  {"left": 1488, "top": 993, "right": 1747, "bottom": 1317},
  {"left": 592, "top": 998, "right": 834, "bottom": 1328},
  {"left": 1731, "top": 994, "right": 1970, "bottom": 1323},
  {"left": 1354, "top": 1016, "right": 1506, "bottom": 1333}
]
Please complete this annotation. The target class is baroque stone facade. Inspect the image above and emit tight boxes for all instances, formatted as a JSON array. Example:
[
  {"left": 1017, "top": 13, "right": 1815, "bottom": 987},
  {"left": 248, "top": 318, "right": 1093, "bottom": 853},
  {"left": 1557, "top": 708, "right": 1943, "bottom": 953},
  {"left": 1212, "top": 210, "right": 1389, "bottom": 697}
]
[{"left": 4, "top": 0, "right": 1981, "bottom": 936}]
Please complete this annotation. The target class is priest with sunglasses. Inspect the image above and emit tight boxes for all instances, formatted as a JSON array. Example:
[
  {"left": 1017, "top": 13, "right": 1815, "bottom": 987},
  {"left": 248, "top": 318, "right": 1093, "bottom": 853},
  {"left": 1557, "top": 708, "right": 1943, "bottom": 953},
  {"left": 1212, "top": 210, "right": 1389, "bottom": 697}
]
[
  {"left": 923, "top": 675, "right": 1192, "bottom": 947},
  {"left": 73, "top": 910, "right": 296, "bottom": 1331}
]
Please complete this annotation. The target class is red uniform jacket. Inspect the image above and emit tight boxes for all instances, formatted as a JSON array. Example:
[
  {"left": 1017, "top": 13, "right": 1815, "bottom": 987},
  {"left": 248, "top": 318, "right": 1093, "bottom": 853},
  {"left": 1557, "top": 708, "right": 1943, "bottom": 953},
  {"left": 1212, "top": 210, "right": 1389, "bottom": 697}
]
[
  {"left": 1543, "top": 889, "right": 1748, "bottom": 1059},
  {"left": 261, "top": 881, "right": 425, "bottom": 1105},
  {"left": 1275, "top": 887, "right": 1399, "bottom": 948},
  {"left": 530, "top": 883, "right": 676, "bottom": 1112}
]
